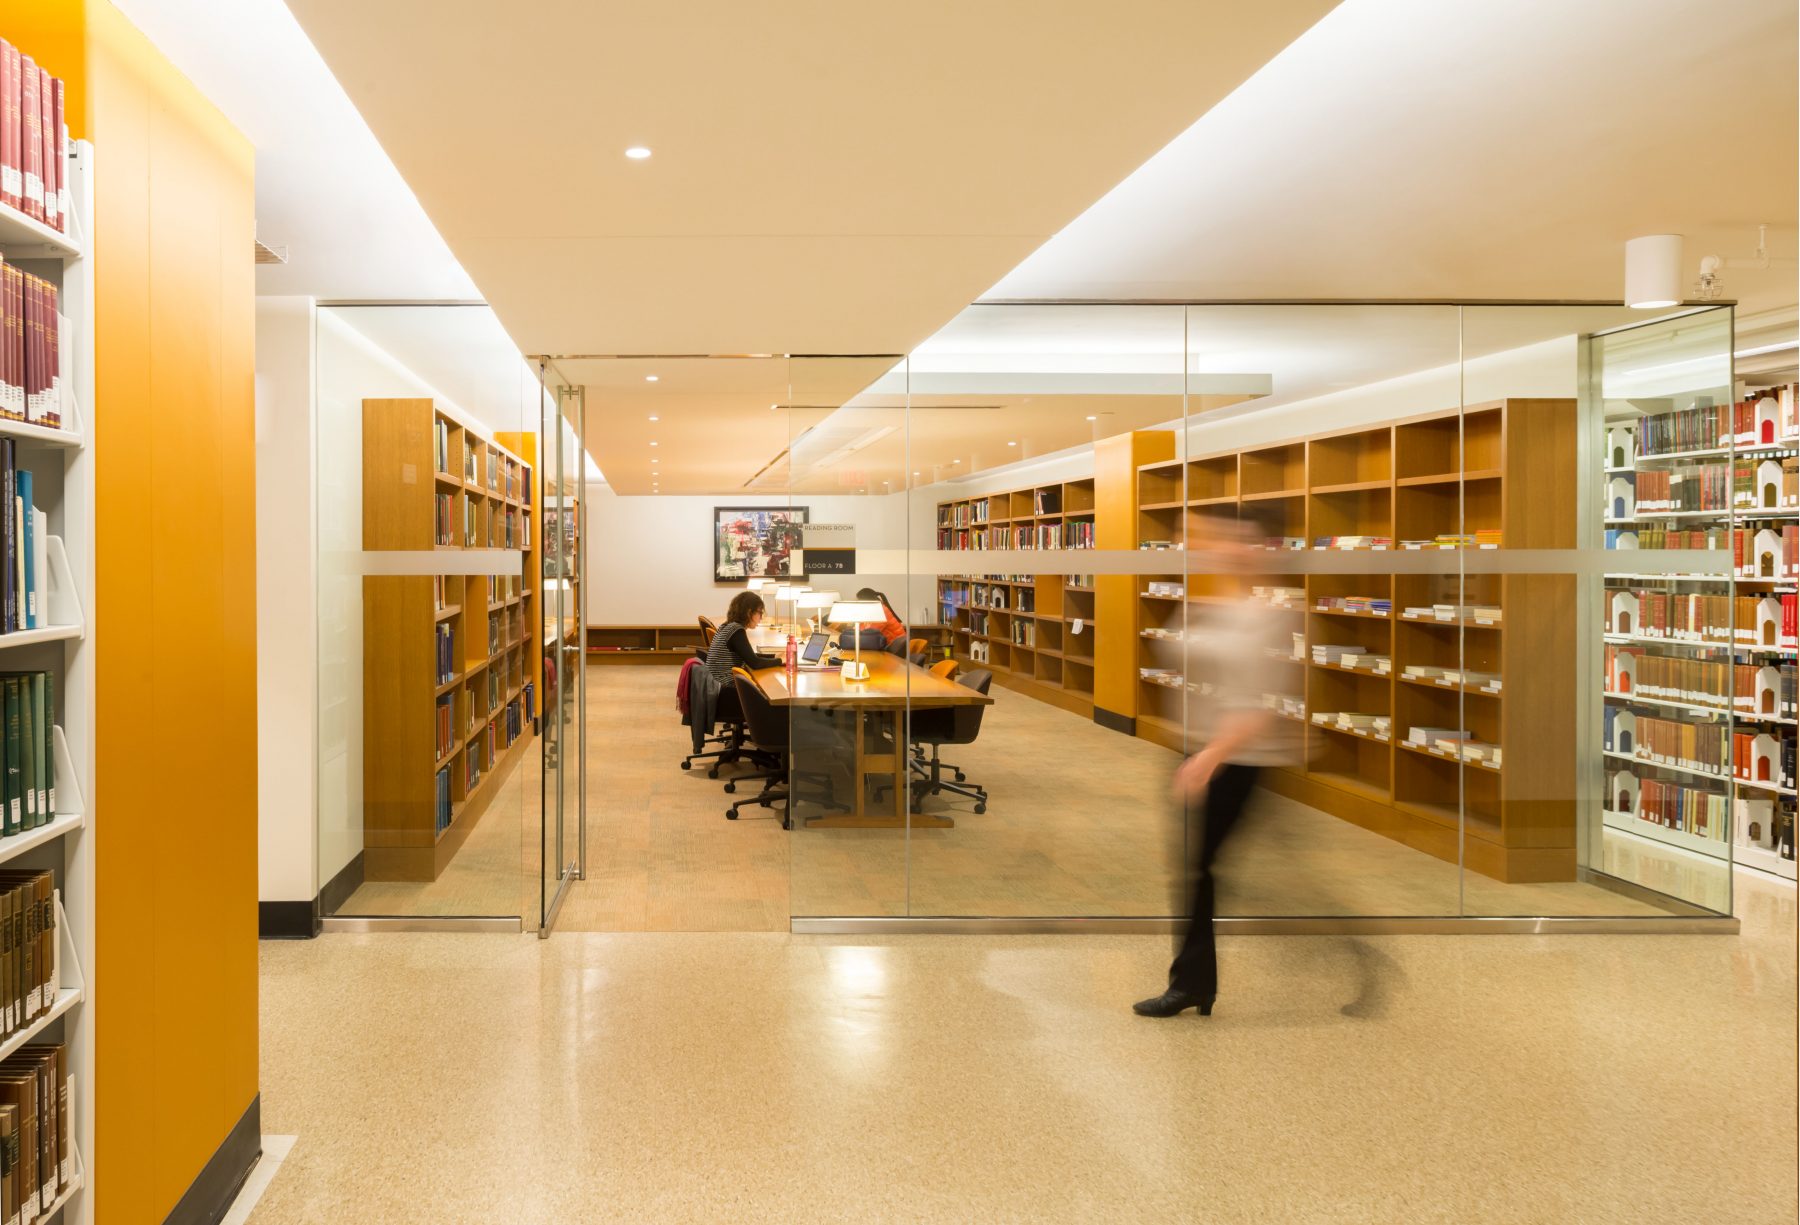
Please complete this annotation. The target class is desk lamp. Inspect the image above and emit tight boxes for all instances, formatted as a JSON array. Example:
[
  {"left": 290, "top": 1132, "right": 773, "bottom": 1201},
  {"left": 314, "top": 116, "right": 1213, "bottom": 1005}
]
[
  {"left": 795, "top": 590, "right": 839, "bottom": 634},
  {"left": 829, "top": 599, "right": 883, "bottom": 681},
  {"left": 772, "top": 584, "right": 809, "bottom": 634}
]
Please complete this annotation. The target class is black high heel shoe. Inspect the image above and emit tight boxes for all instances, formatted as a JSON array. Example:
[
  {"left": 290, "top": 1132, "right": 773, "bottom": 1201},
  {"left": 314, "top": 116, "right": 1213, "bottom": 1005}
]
[{"left": 1132, "top": 989, "right": 1214, "bottom": 1017}]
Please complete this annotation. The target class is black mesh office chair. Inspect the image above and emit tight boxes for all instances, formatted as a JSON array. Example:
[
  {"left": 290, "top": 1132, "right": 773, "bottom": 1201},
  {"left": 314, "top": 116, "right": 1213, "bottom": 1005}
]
[
  {"left": 883, "top": 669, "right": 992, "bottom": 814},
  {"left": 726, "top": 672, "right": 848, "bottom": 827}
]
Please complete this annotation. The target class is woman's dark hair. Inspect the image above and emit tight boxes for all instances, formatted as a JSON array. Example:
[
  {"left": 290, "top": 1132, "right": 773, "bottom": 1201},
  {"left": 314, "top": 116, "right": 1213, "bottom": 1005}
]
[
  {"left": 856, "top": 587, "right": 895, "bottom": 616},
  {"left": 725, "top": 591, "right": 765, "bottom": 626}
]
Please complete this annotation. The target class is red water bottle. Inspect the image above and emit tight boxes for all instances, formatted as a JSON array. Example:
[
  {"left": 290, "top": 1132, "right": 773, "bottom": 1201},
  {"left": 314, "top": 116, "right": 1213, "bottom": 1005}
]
[{"left": 784, "top": 634, "right": 798, "bottom": 678}]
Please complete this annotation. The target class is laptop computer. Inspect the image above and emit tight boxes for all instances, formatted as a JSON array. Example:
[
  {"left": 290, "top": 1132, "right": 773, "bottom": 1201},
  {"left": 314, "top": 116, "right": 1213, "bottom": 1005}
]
[{"left": 796, "top": 630, "right": 838, "bottom": 670}]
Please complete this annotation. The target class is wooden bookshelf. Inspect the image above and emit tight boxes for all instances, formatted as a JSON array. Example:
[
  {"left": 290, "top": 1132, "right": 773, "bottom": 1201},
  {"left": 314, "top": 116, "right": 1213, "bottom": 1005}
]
[
  {"left": 935, "top": 473, "right": 1104, "bottom": 718},
  {"left": 1133, "top": 400, "right": 1579, "bottom": 884},
  {"left": 362, "top": 400, "right": 538, "bottom": 881},
  {"left": 587, "top": 625, "right": 704, "bottom": 662}
]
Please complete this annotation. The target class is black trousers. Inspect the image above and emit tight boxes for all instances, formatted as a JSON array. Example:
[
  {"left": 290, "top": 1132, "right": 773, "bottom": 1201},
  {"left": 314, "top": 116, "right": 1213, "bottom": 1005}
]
[{"left": 1168, "top": 763, "right": 1261, "bottom": 997}]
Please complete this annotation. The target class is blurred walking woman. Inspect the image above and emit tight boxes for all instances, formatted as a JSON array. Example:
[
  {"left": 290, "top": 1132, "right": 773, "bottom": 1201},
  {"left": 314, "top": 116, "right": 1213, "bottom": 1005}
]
[{"left": 1134, "top": 518, "right": 1301, "bottom": 1018}]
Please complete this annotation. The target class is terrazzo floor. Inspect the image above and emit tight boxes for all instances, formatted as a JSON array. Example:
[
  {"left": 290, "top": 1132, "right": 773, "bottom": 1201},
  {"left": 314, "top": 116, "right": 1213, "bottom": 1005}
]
[
  {"left": 340, "top": 665, "right": 1716, "bottom": 927},
  {"left": 247, "top": 870, "right": 1796, "bottom": 1223}
]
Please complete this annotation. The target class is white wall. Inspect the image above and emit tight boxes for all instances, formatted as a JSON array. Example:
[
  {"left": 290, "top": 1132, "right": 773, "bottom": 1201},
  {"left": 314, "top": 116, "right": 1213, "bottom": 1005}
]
[
  {"left": 255, "top": 297, "right": 319, "bottom": 905},
  {"left": 584, "top": 485, "right": 922, "bottom": 624}
]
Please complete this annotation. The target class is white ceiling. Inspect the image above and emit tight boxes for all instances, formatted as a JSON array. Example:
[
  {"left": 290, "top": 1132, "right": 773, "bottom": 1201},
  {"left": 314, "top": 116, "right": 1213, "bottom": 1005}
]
[
  {"left": 988, "top": 0, "right": 1799, "bottom": 312},
  {"left": 280, "top": 0, "right": 1340, "bottom": 356},
  {"left": 112, "top": 0, "right": 479, "bottom": 300}
]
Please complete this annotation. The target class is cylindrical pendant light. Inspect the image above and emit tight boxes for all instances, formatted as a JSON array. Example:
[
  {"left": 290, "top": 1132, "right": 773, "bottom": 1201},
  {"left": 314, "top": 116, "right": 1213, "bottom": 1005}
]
[{"left": 1625, "top": 234, "right": 1683, "bottom": 309}]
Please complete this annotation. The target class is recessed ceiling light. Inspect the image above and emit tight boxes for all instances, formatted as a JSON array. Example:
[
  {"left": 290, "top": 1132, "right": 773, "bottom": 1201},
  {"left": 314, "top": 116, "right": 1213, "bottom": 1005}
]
[
  {"left": 625, "top": 146, "right": 652, "bottom": 160},
  {"left": 913, "top": 471, "right": 920, "bottom": 477},
  {"left": 1007, "top": 440, "right": 1017, "bottom": 447},
  {"left": 648, "top": 415, "right": 659, "bottom": 421},
  {"left": 1085, "top": 415, "right": 1097, "bottom": 421},
  {"left": 951, "top": 458, "right": 960, "bottom": 464},
  {"left": 649, "top": 441, "right": 658, "bottom": 447}
]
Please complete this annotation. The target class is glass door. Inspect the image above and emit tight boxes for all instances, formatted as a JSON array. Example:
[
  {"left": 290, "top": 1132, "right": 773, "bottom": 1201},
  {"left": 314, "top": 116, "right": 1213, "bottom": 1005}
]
[{"left": 538, "top": 372, "right": 588, "bottom": 932}]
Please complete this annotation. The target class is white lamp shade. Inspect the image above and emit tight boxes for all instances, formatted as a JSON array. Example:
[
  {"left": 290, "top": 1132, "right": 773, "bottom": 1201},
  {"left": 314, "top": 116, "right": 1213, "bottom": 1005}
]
[
  {"left": 829, "top": 600, "right": 884, "bottom": 623},
  {"left": 745, "top": 578, "right": 769, "bottom": 591},
  {"left": 795, "top": 591, "right": 839, "bottom": 610},
  {"left": 1625, "top": 234, "right": 1683, "bottom": 308}
]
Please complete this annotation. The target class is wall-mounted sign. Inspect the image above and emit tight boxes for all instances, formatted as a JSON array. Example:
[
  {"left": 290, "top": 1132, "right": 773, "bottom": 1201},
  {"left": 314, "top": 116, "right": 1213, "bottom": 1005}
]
[{"left": 800, "top": 523, "right": 856, "bottom": 575}]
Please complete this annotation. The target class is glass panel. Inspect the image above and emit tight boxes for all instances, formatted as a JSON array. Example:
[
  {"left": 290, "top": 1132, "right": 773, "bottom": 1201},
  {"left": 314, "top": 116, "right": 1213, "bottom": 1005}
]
[
  {"left": 538, "top": 371, "right": 585, "bottom": 930},
  {"left": 899, "top": 305, "right": 1191, "bottom": 917},
  {"left": 1186, "top": 304, "right": 1463, "bottom": 917},
  {"left": 1553, "top": 303, "right": 1777, "bottom": 914},
  {"left": 314, "top": 304, "right": 536, "bottom": 920},
  {"left": 783, "top": 355, "right": 913, "bottom": 916}
]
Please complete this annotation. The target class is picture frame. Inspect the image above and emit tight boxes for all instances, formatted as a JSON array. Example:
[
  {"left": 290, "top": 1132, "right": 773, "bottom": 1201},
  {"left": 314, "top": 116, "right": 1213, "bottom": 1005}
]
[{"left": 713, "top": 505, "right": 809, "bottom": 582}]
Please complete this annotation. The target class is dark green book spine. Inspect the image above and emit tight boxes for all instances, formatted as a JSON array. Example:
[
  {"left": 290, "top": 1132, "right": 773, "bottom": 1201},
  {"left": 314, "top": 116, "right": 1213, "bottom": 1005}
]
[
  {"left": 41, "top": 669, "right": 52, "bottom": 818},
  {"left": 2, "top": 680, "right": 18, "bottom": 837}
]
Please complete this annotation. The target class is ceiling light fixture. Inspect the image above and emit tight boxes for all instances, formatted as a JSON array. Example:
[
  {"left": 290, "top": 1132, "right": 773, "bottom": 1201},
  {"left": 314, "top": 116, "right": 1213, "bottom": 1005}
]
[
  {"left": 645, "top": 374, "right": 659, "bottom": 382},
  {"left": 648, "top": 415, "right": 659, "bottom": 421},
  {"left": 1085, "top": 415, "right": 1097, "bottom": 421},
  {"left": 1625, "top": 234, "right": 1683, "bottom": 309},
  {"left": 1007, "top": 440, "right": 1017, "bottom": 447},
  {"left": 625, "top": 146, "right": 652, "bottom": 160}
]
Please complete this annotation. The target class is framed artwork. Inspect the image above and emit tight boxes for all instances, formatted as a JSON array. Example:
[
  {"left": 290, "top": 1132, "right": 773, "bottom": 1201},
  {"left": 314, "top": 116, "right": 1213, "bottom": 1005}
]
[{"left": 714, "top": 506, "right": 809, "bottom": 582}]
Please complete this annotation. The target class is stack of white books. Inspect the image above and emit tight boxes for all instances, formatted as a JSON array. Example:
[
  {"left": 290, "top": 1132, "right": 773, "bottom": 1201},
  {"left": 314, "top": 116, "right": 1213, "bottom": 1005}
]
[
  {"left": 1409, "top": 725, "right": 1469, "bottom": 747},
  {"left": 1340, "top": 653, "right": 1392, "bottom": 674},
  {"left": 1312, "top": 644, "right": 1365, "bottom": 665}
]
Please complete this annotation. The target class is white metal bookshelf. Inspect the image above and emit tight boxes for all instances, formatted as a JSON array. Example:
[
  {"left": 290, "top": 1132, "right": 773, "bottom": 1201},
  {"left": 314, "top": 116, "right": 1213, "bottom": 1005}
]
[
  {"left": 0, "top": 140, "right": 94, "bottom": 1224},
  {"left": 1599, "top": 344, "right": 1798, "bottom": 886}
]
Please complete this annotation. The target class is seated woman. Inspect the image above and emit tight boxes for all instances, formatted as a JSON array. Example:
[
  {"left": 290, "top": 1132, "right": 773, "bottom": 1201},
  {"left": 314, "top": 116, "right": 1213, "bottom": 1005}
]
[{"left": 705, "top": 591, "right": 782, "bottom": 681}]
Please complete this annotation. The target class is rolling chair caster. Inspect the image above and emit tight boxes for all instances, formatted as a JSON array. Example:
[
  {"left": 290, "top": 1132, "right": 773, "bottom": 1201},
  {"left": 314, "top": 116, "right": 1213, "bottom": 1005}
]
[
  {"left": 724, "top": 781, "right": 737, "bottom": 793},
  {"left": 974, "top": 801, "right": 986, "bottom": 814},
  {"left": 708, "top": 766, "right": 721, "bottom": 779},
  {"left": 680, "top": 760, "right": 692, "bottom": 771},
  {"left": 726, "top": 808, "right": 738, "bottom": 820}
]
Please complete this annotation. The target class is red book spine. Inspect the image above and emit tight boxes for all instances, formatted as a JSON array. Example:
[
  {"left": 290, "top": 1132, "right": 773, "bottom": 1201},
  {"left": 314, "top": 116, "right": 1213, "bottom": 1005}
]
[
  {"left": 18, "top": 55, "right": 40, "bottom": 222},
  {"left": 44, "top": 281, "right": 57, "bottom": 428},
  {"left": 22, "top": 272, "right": 35, "bottom": 424},
  {"left": 0, "top": 264, "right": 11, "bottom": 421},
  {"left": 48, "top": 74, "right": 65, "bottom": 233},
  {"left": 36, "top": 68, "right": 54, "bottom": 232},
  {"left": 0, "top": 42, "right": 17, "bottom": 213}
]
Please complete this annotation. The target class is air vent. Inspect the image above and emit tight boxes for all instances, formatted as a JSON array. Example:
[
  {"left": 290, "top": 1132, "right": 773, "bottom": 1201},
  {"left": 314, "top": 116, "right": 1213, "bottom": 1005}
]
[{"left": 254, "top": 239, "right": 288, "bottom": 265}]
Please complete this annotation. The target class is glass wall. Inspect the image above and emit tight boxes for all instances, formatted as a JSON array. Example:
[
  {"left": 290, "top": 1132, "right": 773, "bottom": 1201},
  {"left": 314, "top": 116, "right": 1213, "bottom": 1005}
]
[
  {"left": 745, "top": 302, "right": 1762, "bottom": 922},
  {"left": 314, "top": 304, "right": 547, "bottom": 923}
]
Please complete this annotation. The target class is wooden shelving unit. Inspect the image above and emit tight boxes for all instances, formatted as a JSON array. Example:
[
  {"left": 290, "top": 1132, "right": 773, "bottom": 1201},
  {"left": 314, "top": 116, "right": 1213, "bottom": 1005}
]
[
  {"left": 587, "top": 625, "right": 704, "bottom": 662},
  {"left": 362, "top": 400, "right": 537, "bottom": 881},
  {"left": 935, "top": 476, "right": 1099, "bottom": 717},
  {"left": 1133, "top": 400, "right": 1578, "bottom": 884}
]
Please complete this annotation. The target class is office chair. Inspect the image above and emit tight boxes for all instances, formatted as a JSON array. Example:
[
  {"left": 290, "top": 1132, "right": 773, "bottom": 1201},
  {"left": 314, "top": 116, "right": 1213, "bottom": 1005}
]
[
  {"left": 726, "top": 672, "right": 847, "bottom": 827},
  {"left": 883, "top": 635, "right": 909, "bottom": 658},
  {"left": 696, "top": 614, "right": 718, "bottom": 660},
  {"left": 682, "top": 670, "right": 774, "bottom": 778},
  {"left": 905, "top": 668, "right": 993, "bottom": 814},
  {"left": 928, "top": 658, "right": 957, "bottom": 680},
  {"left": 906, "top": 636, "right": 929, "bottom": 666}
]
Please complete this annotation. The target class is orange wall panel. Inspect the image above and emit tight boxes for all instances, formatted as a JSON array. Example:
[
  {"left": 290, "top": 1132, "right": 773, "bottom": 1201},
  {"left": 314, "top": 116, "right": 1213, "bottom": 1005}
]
[{"left": 20, "top": 2, "right": 260, "bottom": 1219}]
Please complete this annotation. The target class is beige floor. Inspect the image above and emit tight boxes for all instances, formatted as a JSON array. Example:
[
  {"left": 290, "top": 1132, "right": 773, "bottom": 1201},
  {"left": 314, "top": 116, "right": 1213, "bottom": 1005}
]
[
  {"left": 247, "top": 871, "right": 1797, "bottom": 1224},
  {"left": 341, "top": 664, "right": 1719, "bottom": 926}
]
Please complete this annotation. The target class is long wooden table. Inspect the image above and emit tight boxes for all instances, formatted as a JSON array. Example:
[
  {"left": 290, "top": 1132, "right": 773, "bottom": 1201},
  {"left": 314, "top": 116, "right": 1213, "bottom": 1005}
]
[{"left": 742, "top": 644, "right": 991, "bottom": 829}]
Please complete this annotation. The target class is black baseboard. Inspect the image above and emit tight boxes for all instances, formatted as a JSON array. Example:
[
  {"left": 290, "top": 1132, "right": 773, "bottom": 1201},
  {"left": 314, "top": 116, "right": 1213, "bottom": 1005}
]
[
  {"left": 164, "top": 1093, "right": 261, "bottom": 1225},
  {"left": 257, "top": 901, "right": 316, "bottom": 940},
  {"left": 259, "top": 853, "right": 366, "bottom": 940},
  {"left": 1094, "top": 707, "right": 1135, "bottom": 735},
  {"left": 318, "top": 852, "right": 365, "bottom": 917}
]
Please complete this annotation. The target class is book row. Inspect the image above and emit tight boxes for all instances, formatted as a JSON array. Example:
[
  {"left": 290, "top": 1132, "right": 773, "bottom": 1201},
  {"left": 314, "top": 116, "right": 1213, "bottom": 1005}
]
[
  {"left": 1606, "top": 590, "right": 1799, "bottom": 650},
  {"left": 0, "top": 444, "right": 50, "bottom": 637},
  {"left": 1614, "top": 461, "right": 1800, "bottom": 515},
  {"left": 0, "top": 671, "right": 55, "bottom": 835},
  {"left": 0, "top": 264, "right": 62, "bottom": 428},
  {"left": 0, "top": 41, "right": 67, "bottom": 232},
  {"left": 0, "top": 870, "right": 52, "bottom": 1037},
  {"left": 1604, "top": 524, "right": 1798, "bottom": 579},
  {"left": 435, "top": 623, "right": 455, "bottom": 686},
  {"left": 1609, "top": 386, "right": 1799, "bottom": 459},
  {"left": 1603, "top": 648, "right": 1795, "bottom": 719},
  {"left": 1605, "top": 708, "right": 1795, "bottom": 789},
  {"left": 433, "top": 765, "right": 451, "bottom": 836},
  {"left": 0, "top": 1038, "right": 72, "bottom": 1224}
]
